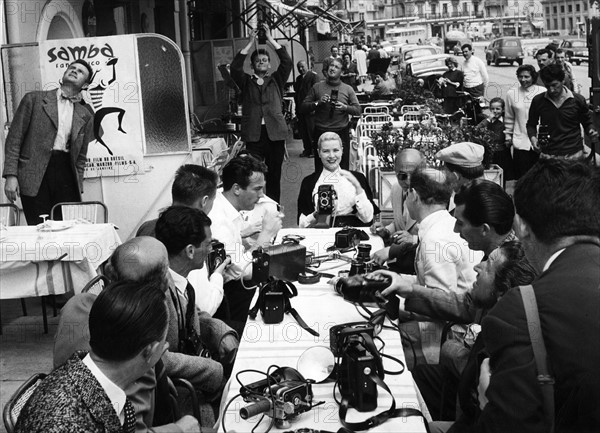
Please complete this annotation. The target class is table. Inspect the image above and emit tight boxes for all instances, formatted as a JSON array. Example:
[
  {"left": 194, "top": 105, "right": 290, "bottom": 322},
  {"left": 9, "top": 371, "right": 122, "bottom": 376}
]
[
  {"left": 0, "top": 223, "right": 121, "bottom": 299},
  {"left": 218, "top": 228, "right": 428, "bottom": 433}
]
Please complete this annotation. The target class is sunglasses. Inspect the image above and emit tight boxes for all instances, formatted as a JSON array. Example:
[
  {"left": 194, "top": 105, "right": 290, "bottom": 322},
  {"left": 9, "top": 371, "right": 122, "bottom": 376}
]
[{"left": 396, "top": 171, "right": 409, "bottom": 181}]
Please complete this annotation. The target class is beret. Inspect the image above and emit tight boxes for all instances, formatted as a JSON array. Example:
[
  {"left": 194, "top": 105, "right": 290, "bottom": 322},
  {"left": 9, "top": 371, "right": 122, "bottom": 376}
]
[{"left": 436, "top": 142, "right": 484, "bottom": 168}]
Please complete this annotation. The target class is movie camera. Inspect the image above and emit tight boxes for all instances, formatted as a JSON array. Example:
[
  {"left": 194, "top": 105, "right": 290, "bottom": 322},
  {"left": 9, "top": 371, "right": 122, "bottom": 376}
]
[
  {"left": 239, "top": 367, "right": 320, "bottom": 428},
  {"left": 207, "top": 240, "right": 226, "bottom": 275}
]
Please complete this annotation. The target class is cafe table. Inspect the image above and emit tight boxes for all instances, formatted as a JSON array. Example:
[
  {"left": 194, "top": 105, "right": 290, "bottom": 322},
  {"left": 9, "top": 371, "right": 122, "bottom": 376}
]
[
  {"left": 218, "top": 228, "right": 429, "bottom": 433},
  {"left": 0, "top": 221, "right": 121, "bottom": 300}
]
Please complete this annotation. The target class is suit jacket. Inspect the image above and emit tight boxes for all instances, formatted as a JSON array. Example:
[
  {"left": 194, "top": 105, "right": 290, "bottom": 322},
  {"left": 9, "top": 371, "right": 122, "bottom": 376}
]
[
  {"left": 53, "top": 293, "right": 182, "bottom": 433},
  {"left": 294, "top": 70, "right": 319, "bottom": 115},
  {"left": 15, "top": 352, "right": 124, "bottom": 433},
  {"left": 3, "top": 90, "right": 94, "bottom": 196},
  {"left": 230, "top": 47, "right": 293, "bottom": 142},
  {"left": 163, "top": 283, "right": 234, "bottom": 395},
  {"left": 297, "top": 169, "right": 379, "bottom": 225},
  {"left": 450, "top": 242, "right": 600, "bottom": 433}
]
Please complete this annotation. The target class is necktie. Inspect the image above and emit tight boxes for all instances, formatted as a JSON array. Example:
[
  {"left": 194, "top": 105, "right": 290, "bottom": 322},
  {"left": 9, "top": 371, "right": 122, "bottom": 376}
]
[{"left": 123, "top": 398, "right": 136, "bottom": 433}]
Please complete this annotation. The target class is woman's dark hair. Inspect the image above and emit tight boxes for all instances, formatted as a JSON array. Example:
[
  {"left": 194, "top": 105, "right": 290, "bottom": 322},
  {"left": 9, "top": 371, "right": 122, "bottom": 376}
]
[
  {"left": 516, "top": 64, "right": 538, "bottom": 84},
  {"left": 155, "top": 206, "right": 211, "bottom": 256},
  {"left": 221, "top": 154, "right": 268, "bottom": 191},
  {"left": 455, "top": 179, "right": 514, "bottom": 235},
  {"left": 89, "top": 280, "right": 168, "bottom": 361},
  {"left": 494, "top": 241, "right": 537, "bottom": 298}
]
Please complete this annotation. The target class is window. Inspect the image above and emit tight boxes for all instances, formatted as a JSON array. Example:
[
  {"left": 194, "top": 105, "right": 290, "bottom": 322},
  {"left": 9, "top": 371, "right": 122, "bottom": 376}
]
[
  {"left": 568, "top": 5, "right": 572, "bottom": 12},
  {"left": 553, "top": 18, "right": 558, "bottom": 29},
  {"left": 553, "top": 6, "right": 557, "bottom": 13},
  {"left": 561, "top": 17, "right": 565, "bottom": 28},
  {"left": 576, "top": 4, "right": 580, "bottom": 12},
  {"left": 545, "top": 6, "right": 550, "bottom": 14},
  {"left": 560, "top": 5, "right": 565, "bottom": 13},
  {"left": 431, "top": 4, "right": 437, "bottom": 15},
  {"left": 463, "top": 3, "right": 468, "bottom": 13}
]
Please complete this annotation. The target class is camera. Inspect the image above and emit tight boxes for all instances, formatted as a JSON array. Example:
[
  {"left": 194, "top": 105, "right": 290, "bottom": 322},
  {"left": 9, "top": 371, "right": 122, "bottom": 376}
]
[
  {"left": 336, "top": 273, "right": 390, "bottom": 302},
  {"left": 339, "top": 337, "right": 378, "bottom": 412},
  {"left": 329, "top": 322, "right": 375, "bottom": 357},
  {"left": 349, "top": 244, "right": 379, "bottom": 276},
  {"left": 252, "top": 242, "right": 307, "bottom": 283},
  {"left": 329, "top": 89, "right": 339, "bottom": 118},
  {"left": 334, "top": 227, "right": 369, "bottom": 249},
  {"left": 240, "top": 367, "right": 314, "bottom": 423},
  {"left": 316, "top": 184, "right": 337, "bottom": 215},
  {"left": 207, "top": 240, "right": 226, "bottom": 275},
  {"left": 538, "top": 124, "right": 551, "bottom": 149}
]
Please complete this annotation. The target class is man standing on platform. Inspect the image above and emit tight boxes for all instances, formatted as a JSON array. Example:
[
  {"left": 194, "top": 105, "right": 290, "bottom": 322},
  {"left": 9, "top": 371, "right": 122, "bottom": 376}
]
[
  {"left": 300, "top": 57, "right": 361, "bottom": 171},
  {"left": 230, "top": 25, "right": 292, "bottom": 203},
  {"left": 461, "top": 44, "right": 488, "bottom": 99},
  {"left": 294, "top": 60, "right": 318, "bottom": 158},
  {"left": 3, "top": 60, "right": 94, "bottom": 225}
]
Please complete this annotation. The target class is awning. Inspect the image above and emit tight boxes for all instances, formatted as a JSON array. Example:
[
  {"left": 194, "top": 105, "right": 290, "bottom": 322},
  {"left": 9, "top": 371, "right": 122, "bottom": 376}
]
[
  {"left": 266, "top": 0, "right": 316, "bottom": 19},
  {"left": 531, "top": 21, "right": 545, "bottom": 29}
]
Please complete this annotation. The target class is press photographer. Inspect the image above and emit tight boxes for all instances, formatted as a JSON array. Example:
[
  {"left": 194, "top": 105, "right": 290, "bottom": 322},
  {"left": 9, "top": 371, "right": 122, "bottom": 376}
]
[
  {"left": 297, "top": 132, "right": 379, "bottom": 228},
  {"left": 300, "top": 58, "right": 361, "bottom": 170}
]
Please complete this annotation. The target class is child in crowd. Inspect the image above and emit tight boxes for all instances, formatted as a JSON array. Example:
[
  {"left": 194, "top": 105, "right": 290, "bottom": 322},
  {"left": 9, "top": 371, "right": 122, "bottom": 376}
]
[{"left": 478, "top": 97, "right": 513, "bottom": 182}]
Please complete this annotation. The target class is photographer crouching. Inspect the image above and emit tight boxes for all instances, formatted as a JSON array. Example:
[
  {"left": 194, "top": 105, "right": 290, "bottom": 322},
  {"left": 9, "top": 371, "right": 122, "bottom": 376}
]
[{"left": 297, "top": 132, "right": 379, "bottom": 228}]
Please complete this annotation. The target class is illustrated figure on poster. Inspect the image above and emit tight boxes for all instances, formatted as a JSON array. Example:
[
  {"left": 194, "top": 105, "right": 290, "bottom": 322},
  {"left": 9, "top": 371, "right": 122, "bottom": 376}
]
[{"left": 88, "top": 57, "right": 127, "bottom": 155}]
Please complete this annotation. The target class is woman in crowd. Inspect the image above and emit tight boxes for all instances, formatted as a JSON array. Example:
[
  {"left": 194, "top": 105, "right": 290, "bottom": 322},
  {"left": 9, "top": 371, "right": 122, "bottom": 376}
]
[
  {"left": 297, "top": 132, "right": 378, "bottom": 228},
  {"left": 504, "top": 64, "right": 546, "bottom": 178},
  {"left": 438, "top": 57, "right": 464, "bottom": 115},
  {"left": 340, "top": 51, "right": 358, "bottom": 90}
]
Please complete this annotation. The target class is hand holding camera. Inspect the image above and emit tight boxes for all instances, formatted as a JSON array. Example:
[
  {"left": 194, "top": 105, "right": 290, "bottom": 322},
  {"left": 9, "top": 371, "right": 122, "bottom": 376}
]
[{"left": 373, "top": 269, "right": 414, "bottom": 297}]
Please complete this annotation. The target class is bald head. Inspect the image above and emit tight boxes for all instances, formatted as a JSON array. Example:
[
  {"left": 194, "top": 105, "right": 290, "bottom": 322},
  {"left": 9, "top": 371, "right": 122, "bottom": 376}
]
[
  {"left": 109, "top": 237, "right": 169, "bottom": 283},
  {"left": 395, "top": 148, "right": 425, "bottom": 190}
]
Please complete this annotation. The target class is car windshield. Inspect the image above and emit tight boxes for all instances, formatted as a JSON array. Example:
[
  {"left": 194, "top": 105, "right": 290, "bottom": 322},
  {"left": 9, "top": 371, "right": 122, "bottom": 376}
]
[
  {"left": 572, "top": 41, "right": 586, "bottom": 47},
  {"left": 405, "top": 48, "right": 438, "bottom": 60},
  {"left": 411, "top": 58, "right": 447, "bottom": 74}
]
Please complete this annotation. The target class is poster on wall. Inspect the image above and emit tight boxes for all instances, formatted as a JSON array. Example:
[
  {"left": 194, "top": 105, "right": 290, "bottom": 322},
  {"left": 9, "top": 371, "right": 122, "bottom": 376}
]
[{"left": 39, "top": 35, "right": 144, "bottom": 178}]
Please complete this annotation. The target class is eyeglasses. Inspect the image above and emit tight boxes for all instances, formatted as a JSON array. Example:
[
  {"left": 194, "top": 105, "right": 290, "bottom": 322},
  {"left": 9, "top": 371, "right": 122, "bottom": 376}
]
[{"left": 396, "top": 171, "right": 409, "bottom": 181}]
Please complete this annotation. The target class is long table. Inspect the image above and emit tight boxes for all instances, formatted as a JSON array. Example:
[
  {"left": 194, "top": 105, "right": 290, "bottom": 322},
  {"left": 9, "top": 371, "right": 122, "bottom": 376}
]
[
  {"left": 218, "top": 228, "right": 428, "bottom": 433},
  {"left": 0, "top": 223, "right": 121, "bottom": 299}
]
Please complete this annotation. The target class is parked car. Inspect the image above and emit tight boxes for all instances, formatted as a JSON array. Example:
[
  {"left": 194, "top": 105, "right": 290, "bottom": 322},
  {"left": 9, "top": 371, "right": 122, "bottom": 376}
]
[
  {"left": 444, "top": 30, "right": 470, "bottom": 54},
  {"left": 485, "top": 37, "right": 524, "bottom": 66},
  {"left": 399, "top": 45, "right": 442, "bottom": 71},
  {"left": 405, "top": 53, "right": 451, "bottom": 90},
  {"left": 559, "top": 39, "right": 588, "bottom": 65}
]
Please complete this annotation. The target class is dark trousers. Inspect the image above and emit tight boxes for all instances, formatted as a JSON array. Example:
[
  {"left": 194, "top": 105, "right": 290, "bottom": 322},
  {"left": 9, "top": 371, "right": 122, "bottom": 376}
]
[
  {"left": 512, "top": 148, "right": 539, "bottom": 179},
  {"left": 21, "top": 151, "right": 80, "bottom": 225},
  {"left": 312, "top": 125, "right": 350, "bottom": 172},
  {"left": 246, "top": 125, "right": 286, "bottom": 203},
  {"left": 297, "top": 114, "right": 314, "bottom": 154},
  {"left": 492, "top": 148, "right": 515, "bottom": 181},
  {"left": 464, "top": 83, "right": 484, "bottom": 99},
  {"left": 413, "top": 364, "right": 460, "bottom": 422},
  {"left": 220, "top": 279, "right": 256, "bottom": 336}
]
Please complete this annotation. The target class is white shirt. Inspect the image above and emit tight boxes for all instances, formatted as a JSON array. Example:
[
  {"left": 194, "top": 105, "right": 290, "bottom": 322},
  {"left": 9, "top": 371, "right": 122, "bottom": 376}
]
[
  {"left": 504, "top": 84, "right": 546, "bottom": 151},
  {"left": 53, "top": 88, "right": 74, "bottom": 152},
  {"left": 354, "top": 49, "right": 367, "bottom": 76},
  {"left": 208, "top": 191, "right": 252, "bottom": 282},
  {"left": 299, "top": 168, "right": 374, "bottom": 228},
  {"left": 82, "top": 354, "right": 127, "bottom": 425},
  {"left": 188, "top": 266, "right": 224, "bottom": 316},
  {"left": 542, "top": 248, "right": 566, "bottom": 273},
  {"left": 169, "top": 268, "right": 188, "bottom": 299},
  {"left": 461, "top": 56, "right": 489, "bottom": 89},
  {"left": 240, "top": 195, "right": 279, "bottom": 250}
]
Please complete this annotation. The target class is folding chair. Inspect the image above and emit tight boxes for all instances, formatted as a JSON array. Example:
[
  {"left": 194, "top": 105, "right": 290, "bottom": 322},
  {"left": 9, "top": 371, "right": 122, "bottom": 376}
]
[
  {"left": 50, "top": 201, "right": 108, "bottom": 223},
  {"left": 363, "top": 105, "right": 390, "bottom": 115},
  {"left": 3, "top": 373, "right": 47, "bottom": 433},
  {"left": 81, "top": 275, "right": 110, "bottom": 295},
  {"left": 401, "top": 105, "right": 422, "bottom": 114}
]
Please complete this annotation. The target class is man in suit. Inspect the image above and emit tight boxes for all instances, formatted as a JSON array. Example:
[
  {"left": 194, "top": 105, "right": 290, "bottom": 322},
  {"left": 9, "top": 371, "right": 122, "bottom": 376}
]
[
  {"left": 154, "top": 206, "right": 239, "bottom": 418},
  {"left": 294, "top": 60, "right": 319, "bottom": 158},
  {"left": 230, "top": 25, "right": 292, "bottom": 203},
  {"left": 17, "top": 280, "right": 171, "bottom": 433},
  {"left": 449, "top": 159, "right": 600, "bottom": 432},
  {"left": 54, "top": 237, "right": 201, "bottom": 432},
  {"left": 3, "top": 60, "right": 95, "bottom": 225}
]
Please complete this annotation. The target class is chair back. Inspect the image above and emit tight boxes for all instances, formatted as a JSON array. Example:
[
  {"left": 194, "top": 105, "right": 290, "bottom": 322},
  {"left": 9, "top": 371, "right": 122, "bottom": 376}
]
[
  {"left": 401, "top": 105, "right": 422, "bottom": 114},
  {"left": 3, "top": 373, "right": 47, "bottom": 432},
  {"left": 401, "top": 112, "right": 423, "bottom": 124},
  {"left": 81, "top": 275, "right": 110, "bottom": 295},
  {"left": 50, "top": 201, "right": 108, "bottom": 223},
  {"left": 0, "top": 203, "right": 20, "bottom": 226},
  {"left": 363, "top": 105, "right": 389, "bottom": 115}
]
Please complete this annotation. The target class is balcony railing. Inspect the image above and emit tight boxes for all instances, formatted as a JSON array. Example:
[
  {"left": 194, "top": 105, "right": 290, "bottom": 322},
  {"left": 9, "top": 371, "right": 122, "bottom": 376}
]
[{"left": 411, "top": 11, "right": 485, "bottom": 19}]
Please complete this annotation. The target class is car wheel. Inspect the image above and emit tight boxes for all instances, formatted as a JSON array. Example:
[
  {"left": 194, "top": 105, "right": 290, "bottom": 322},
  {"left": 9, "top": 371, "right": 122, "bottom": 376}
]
[
  {"left": 574, "top": 60, "right": 581, "bottom": 66},
  {"left": 487, "top": 57, "right": 491, "bottom": 66},
  {"left": 494, "top": 56, "right": 499, "bottom": 66},
  {"left": 516, "top": 59, "right": 523, "bottom": 66}
]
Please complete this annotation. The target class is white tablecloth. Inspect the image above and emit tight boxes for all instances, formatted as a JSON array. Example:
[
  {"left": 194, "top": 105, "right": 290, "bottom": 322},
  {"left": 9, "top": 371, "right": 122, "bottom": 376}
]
[
  {"left": 218, "top": 228, "right": 428, "bottom": 433},
  {"left": 0, "top": 223, "right": 121, "bottom": 299}
]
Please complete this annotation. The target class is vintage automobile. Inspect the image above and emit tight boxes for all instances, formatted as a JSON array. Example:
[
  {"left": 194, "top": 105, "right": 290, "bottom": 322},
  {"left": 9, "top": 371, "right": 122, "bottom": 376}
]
[
  {"left": 485, "top": 37, "right": 524, "bottom": 66},
  {"left": 399, "top": 44, "right": 443, "bottom": 71},
  {"left": 405, "top": 53, "right": 451, "bottom": 90},
  {"left": 559, "top": 38, "right": 588, "bottom": 65}
]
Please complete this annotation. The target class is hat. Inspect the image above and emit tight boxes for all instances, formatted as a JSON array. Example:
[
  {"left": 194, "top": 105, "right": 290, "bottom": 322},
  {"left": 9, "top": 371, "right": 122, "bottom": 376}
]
[{"left": 436, "top": 142, "right": 484, "bottom": 168}]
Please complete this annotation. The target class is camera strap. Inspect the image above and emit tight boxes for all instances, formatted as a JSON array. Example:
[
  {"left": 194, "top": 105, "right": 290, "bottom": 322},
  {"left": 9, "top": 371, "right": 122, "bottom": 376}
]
[
  {"left": 339, "top": 371, "right": 429, "bottom": 431},
  {"left": 249, "top": 278, "right": 320, "bottom": 337}
]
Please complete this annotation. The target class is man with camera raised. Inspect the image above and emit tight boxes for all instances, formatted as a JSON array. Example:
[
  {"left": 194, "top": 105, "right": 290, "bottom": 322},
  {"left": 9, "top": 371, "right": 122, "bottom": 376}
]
[
  {"left": 208, "top": 155, "right": 283, "bottom": 333},
  {"left": 300, "top": 57, "right": 361, "bottom": 171},
  {"left": 297, "top": 132, "right": 378, "bottom": 228}
]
